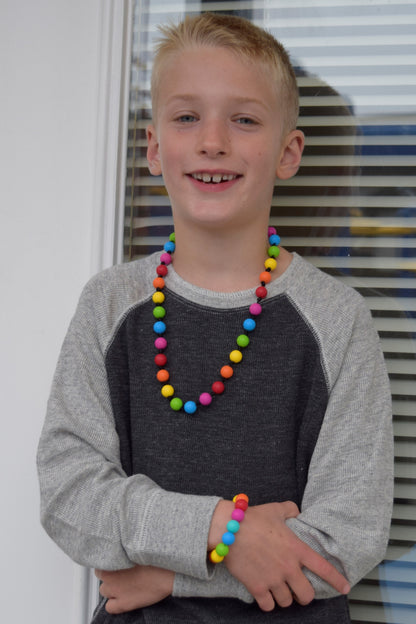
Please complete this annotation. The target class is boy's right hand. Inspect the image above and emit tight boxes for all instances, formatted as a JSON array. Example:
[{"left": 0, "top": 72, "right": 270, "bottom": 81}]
[{"left": 209, "top": 500, "right": 350, "bottom": 612}]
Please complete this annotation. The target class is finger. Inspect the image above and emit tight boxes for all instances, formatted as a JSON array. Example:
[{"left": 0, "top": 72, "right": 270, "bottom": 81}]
[
  {"left": 302, "top": 548, "right": 350, "bottom": 595},
  {"left": 286, "top": 574, "right": 315, "bottom": 606},
  {"left": 99, "top": 583, "right": 109, "bottom": 598},
  {"left": 271, "top": 583, "right": 293, "bottom": 608},
  {"left": 254, "top": 590, "right": 275, "bottom": 612},
  {"left": 105, "top": 598, "right": 123, "bottom": 615}
]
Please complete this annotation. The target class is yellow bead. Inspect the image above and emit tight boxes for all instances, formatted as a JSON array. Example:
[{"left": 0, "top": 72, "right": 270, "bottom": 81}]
[
  {"left": 161, "top": 384, "right": 174, "bottom": 398},
  {"left": 209, "top": 549, "right": 224, "bottom": 564},
  {"left": 229, "top": 350, "right": 243, "bottom": 364},
  {"left": 264, "top": 258, "right": 277, "bottom": 271},
  {"left": 152, "top": 291, "right": 165, "bottom": 304}
]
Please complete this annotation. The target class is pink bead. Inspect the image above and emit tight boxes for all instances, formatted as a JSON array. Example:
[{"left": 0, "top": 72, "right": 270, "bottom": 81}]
[
  {"left": 268, "top": 226, "right": 277, "bottom": 236},
  {"left": 199, "top": 392, "right": 212, "bottom": 406},
  {"left": 155, "top": 337, "right": 167, "bottom": 350},
  {"left": 160, "top": 252, "right": 172, "bottom": 265},
  {"left": 249, "top": 302, "right": 262, "bottom": 316},
  {"left": 231, "top": 508, "right": 245, "bottom": 522}
]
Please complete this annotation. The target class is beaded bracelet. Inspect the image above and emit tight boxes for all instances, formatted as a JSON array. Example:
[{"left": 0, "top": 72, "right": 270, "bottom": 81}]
[{"left": 209, "top": 494, "right": 249, "bottom": 563}]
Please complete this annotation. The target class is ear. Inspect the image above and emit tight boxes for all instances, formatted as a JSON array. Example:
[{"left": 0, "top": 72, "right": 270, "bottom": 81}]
[
  {"left": 146, "top": 124, "right": 162, "bottom": 176},
  {"left": 276, "top": 130, "right": 305, "bottom": 180}
]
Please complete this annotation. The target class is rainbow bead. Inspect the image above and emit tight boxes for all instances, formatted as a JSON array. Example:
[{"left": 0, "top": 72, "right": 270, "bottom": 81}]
[
  {"left": 184, "top": 401, "right": 197, "bottom": 414},
  {"left": 243, "top": 318, "right": 256, "bottom": 332},
  {"left": 153, "top": 306, "right": 166, "bottom": 319},
  {"left": 161, "top": 384, "right": 174, "bottom": 398},
  {"left": 154, "top": 337, "right": 167, "bottom": 350},
  {"left": 229, "top": 350, "right": 243, "bottom": 363},
  {"left": 249, "top": 303, "right": 262, "bottom": 316},
  {"left": 164, "top": 241, "right": 175, "bottom": 253},
  {"left": 222, "top": 531, "right": 235, "bottom": 545},
  {"left": 216, "top": 543, "right": 229, "bottom": 557},
  {"left": 153, "top": 321, "right": 166, "bottom": 334},
  {"left": 269, "top": 234, "right": 281, "bottom": 246},
  {"left": 209, "top": 550, "right": 224, "bottom": 564},
  {"left": 199, "top": 392, "right": 212, "bottom": 406},
  {"left": 170, "top": 397, "right": 183, "bottom": 411},
  {"left": 236, "top": 334, "right": 250, "bottom": 348},
  {"left": 152, "top": 291, "right": 165, "bottom": 304},
  {"left": 264, "top": 258, "right": 277, "bottom": 271},
  {"left": 231, "top": 508, "right": 245, "bottom": 522},
  {"left": 227, "top": 519, "right": 241, "bottom": 533}
]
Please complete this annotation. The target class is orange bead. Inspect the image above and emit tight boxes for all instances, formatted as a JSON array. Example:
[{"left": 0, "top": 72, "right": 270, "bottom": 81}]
[
  {"left": 157, "top": 369, "right": 170, "bottom": 382},
  {"left": 233, "top": 493, "right": 249, "bottom": 504},
  {"left": 153, "top": 277, "right": 165, "bottom": 289},
  {"left": 220, "top": 365, "right": 234, "bottom": 379},
  {"left": 259, "top": 271, "right": 271, "bottom": 284}
]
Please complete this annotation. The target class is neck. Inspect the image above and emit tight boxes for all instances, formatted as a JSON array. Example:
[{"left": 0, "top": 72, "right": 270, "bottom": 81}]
[{"left": 171, "top": 222, "right": 288, "bottom": 292}]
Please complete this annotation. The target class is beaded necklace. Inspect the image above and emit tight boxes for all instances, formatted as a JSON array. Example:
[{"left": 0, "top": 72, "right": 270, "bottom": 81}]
[{"left": 152, "top": 227, "right": 281, "bottom": 414}]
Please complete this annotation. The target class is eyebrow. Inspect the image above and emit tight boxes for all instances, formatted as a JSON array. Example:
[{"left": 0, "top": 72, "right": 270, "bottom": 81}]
[{"left": 165, "top": 94, "right": 270, "bottom": 111}]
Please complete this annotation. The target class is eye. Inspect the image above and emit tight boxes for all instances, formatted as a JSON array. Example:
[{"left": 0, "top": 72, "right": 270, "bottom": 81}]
[
  {"left": 235, "top": 117, "right": 257, "bottom": 125},
  {"left": 176, "top": 114, "right": 197, "bottom": 123}
]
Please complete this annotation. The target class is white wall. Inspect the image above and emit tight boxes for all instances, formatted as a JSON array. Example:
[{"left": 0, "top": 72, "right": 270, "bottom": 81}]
[{"left": 0, "top": 1, "right": 103, "bottom": 621}]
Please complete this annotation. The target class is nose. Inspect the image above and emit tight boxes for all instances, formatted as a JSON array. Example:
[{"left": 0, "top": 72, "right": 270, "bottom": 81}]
[{"left": 197, "top": 119, "right": 229, "bottom": 157}]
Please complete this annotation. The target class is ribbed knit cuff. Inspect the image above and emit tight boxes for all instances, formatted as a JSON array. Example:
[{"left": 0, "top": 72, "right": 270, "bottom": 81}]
[{"left": 129, "top": 489, "right": 221, "bottom": 579}]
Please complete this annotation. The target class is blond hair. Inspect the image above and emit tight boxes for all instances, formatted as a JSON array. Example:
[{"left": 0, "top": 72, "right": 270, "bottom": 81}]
[{"left": 150, "top": 12, "right": 299, "bottom": 131}]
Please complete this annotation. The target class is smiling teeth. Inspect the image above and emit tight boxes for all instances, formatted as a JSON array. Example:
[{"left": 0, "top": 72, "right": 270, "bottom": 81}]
[{"left": 192, "top": 173, "right": 237, "bottom": 183}]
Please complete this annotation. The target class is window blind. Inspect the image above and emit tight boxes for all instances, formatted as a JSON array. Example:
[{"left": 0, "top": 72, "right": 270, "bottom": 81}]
[{"left": 124, "top": 1, "right": 416, "bottom": 622}]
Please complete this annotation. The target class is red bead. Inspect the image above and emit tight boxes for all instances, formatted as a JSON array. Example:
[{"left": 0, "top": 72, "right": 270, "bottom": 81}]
[
  {"left": 235, "top": 499, "right": 249, "bottom": 511},
  {"left": 256, "top": 286, "right": 267, "bottom": 299},
  {"left": 157, "top": 264, "right": 168, "bottom": 277},
  {"left": 212, "top": 381, "right": 225, "bottom": 394},
  {"left": 155, "top": 353, "right": 167, "bottom": 367}
]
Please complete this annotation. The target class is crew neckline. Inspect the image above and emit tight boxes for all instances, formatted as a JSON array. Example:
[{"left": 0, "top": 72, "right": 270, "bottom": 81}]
[{"left": 156, "top": 252, "right": 302, "bottom": 309}]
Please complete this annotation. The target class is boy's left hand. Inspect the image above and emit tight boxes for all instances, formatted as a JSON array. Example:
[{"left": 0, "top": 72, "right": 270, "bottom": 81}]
[{"left": 95, "top": 565, "right": 174, "bottom": 614}]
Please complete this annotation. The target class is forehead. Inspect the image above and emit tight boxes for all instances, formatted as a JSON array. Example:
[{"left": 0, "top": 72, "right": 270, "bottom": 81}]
[{"left": 154, "top": 45, "right": 280, "bottom": 109}]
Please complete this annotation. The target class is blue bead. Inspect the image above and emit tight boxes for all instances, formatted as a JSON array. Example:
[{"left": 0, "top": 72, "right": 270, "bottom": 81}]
[
  {"left": 153, "top": 321, "right": 166, "bottom": 334},
  {"left": 269, "top": 234, "right": 281, "bottom": 246},
  {"left": 184, "top": 401, "right": 197, "bottom": 414},
  {"left": 222, "top": 531, "right": 235, "bottom": 545},
  {"left": 164, "top": 241, "right": 175, "bottom": 253},
  {"left": 243, "top": 318, "right": 256, "bottom": 332}
]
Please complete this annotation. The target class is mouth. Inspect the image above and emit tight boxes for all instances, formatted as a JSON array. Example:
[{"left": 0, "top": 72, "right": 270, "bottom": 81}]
[{"left": 188, "top": 172, "right": 241, "bottom": 185}]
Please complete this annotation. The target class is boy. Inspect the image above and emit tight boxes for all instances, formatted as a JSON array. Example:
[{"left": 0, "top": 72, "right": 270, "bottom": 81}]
[{"left": 37, "top": 13, "right": 393, "bottom": 623}]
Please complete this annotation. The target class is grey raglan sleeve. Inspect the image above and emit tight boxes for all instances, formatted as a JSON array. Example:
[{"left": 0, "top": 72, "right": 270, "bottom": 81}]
[
  {"left": 37, "top": 276, "right": 221, "bottom": 577},
  {"left": 285, "top": 299, "right": 393, "bottom": 598}
]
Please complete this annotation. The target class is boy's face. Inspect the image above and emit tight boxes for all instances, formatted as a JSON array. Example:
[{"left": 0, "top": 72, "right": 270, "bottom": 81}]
[{"left": 147, "top": 46, "right": 303, "bottom": 232}]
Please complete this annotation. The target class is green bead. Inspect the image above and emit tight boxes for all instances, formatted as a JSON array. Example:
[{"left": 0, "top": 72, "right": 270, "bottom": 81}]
[
  {"left": 170, "top": 397, "right": 183, "bottom": 411},
  {"left": 153, "top": 306, "right": 166, "bottom": 319},
  {"left": 169, "top": 232, "right": 175, "bottom": 242},
  {"left": 216, "top": 543, "right": 229, "bottom": 557},
  {"left": 268, "top": 245, "right": 280, "bottom": 258},
  {"left": 237, "top": 334, "right": 250, "bottom": 348}
]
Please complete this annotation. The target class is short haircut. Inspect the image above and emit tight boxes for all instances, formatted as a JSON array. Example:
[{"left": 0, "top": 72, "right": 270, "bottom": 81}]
[{"left": 150, "top": 12, "right": 299, "bottom": 132}]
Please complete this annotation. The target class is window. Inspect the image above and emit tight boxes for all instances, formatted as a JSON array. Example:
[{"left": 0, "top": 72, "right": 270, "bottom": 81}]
[{"left": 123, "top": 1, "right": 416, "bottom": 621}]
